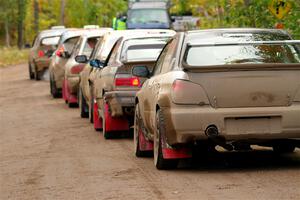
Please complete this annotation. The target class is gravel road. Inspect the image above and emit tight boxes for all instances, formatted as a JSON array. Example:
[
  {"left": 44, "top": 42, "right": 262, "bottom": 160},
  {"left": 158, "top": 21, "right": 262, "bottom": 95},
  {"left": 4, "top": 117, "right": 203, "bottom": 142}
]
[{"left": 0, "top": 64, "right": 299, "bottom": 200}]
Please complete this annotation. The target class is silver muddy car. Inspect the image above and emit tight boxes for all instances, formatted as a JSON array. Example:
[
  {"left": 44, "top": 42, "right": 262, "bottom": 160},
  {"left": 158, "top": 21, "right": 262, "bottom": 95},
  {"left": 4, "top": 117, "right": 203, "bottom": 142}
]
[
  {"left": 62, "top": 29, "right": 111, "bottom": 107},
  {"left": 132, "top": 28, "right": 300, "bottom": 169},
  {"left": 28, "top": 28, "right": 66, "bottom": 80}
]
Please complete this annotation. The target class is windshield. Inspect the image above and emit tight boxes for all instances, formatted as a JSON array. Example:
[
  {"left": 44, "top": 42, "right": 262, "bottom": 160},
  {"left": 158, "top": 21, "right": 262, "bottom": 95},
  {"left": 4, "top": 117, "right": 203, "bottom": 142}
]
[
  {"left": 186, "top": 43, "right": 300, "bottom": 66},
  {"left": 128, "top": 9, "right": 169, "bottom": 24},
  {"left": 121, "top": 38, "right": 169, "bottom": 62}
]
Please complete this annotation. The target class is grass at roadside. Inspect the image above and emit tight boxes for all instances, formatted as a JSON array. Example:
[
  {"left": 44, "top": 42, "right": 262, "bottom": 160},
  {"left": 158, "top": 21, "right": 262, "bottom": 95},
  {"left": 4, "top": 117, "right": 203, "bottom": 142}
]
[{"left": 0, "top": 47, "right": 29, "bottom": 67}]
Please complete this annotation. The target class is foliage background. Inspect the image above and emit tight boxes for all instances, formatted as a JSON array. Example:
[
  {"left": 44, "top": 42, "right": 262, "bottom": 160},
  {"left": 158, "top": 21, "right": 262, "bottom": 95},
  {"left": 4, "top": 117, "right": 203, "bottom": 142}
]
[{"left": 0, "top": 0, "right": 299, "bottom": 47}]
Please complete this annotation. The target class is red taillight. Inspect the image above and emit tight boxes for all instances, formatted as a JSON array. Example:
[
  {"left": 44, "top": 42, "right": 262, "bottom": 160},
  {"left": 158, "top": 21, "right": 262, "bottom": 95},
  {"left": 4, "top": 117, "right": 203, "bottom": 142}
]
[
  {"left": 172, "top": 79, "right": 185, "bottom": 92},
  {"left": 56, "top": 46, "right": 64, "bottom": 57},
  {"left": 70, "top": 65, "right": 84, "bottom": 74},
  {"left": 38, "top": 50, "right": 45, "bottom": 57},
  {"left": 115, "top": 76, "right": 140, "bottom": 87}
]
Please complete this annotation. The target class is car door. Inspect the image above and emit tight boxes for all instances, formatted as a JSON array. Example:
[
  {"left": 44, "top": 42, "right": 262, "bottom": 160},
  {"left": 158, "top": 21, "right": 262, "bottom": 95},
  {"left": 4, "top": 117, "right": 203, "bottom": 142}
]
[
  {"left": 140, "top": 40, "right": 171, "bottom": 132},
  {"left": 140, "top": 36, "right": 180, "bottom": 133},
  {"left": 95, "top": 38, "right": 123, "bottom": 100}
]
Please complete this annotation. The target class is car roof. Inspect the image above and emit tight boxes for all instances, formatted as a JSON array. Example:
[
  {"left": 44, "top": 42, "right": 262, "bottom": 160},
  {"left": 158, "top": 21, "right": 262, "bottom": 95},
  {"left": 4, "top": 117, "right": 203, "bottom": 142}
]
[
  {"left": 38, "top": 28, "right": 68, "bottom": 38},
  {"left": 105, "top": 29, "right": 175, "bottom": 37},
  {"left": 130, "top": 1, "right": 168, "bottom": 9},
  {"left": 94, "top": 29, "right": 174, "bottom": 61},
  {"left": 187, "top": 28, "right": 289, "bottom": 35},
  {"left": 81, "top": 28, "right": 113, "bottom": 38},
  {"left": 185, "top": 28, "right": 291, "bottom": 43},
  {"left": 59, "top": 29, "right": 87, "bottom": 42}
]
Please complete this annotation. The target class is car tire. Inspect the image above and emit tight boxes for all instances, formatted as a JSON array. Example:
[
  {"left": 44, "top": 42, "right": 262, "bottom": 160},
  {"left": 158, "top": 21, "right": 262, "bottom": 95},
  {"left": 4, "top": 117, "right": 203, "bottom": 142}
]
[
  {"left": 89, "top": 86, "right": 94, "bottom": 123},
  {"left": 79, "top": 88, "right": 89, "bottom": 118},
  {"left": 273, "top": 144, "right": 295, "bottom": 154},
  {"left": 50, "top": 74, "right": 62, "bottom": 98},
  {"left": 154, "top": 109, "right": 178, "bottom": 170},
  {"left": 134, "top": 103, "right": 153, "bottom": 157},
  {"left": 34, "top": 65, "right": 42, "bottom": 81},
  {"left": 28, "top": 63, "right": 34, "bottom": 80},
  {"left": 102, "top": 100, "right": 113, "bottom": 139}
]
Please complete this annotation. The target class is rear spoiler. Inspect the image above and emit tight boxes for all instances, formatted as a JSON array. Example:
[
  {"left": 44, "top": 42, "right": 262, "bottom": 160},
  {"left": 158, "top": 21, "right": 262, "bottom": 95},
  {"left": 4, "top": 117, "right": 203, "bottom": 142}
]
[
  {"left": 122, "top": 59, "right": 157, "bottom": 65},
  {"left": 182, "top": 63, "right": 300, "bottom": 73},
  {"left": 187, "top": 40, "right": 300, "bottom": 47}
]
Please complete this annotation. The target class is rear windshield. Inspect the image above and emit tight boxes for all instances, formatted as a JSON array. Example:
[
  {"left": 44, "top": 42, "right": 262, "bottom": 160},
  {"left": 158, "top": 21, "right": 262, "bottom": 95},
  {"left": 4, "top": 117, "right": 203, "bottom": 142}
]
[
  {"left": 120, "top": 38, "right": 169, "bottom": 62},
  {"left": 186, "top": 43, "right": 300, "bottom": 66},
  {"left": 40, "top": 36, "right": 60, "bottom": 46}
]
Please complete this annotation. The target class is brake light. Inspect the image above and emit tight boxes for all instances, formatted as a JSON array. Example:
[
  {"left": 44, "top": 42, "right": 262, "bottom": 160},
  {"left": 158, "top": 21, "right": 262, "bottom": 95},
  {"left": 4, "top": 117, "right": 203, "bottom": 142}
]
[
  {"left": 171, "top": 79, "right": 209, "bottom": 105},
  {"left": 115, "top": 76, "right": 140, "bottom": 87},
  {"left": 56, "top": 46, "right": 64, "bottom": 57},
  {"left": 70, "top": 65, "right": 84, "bottom": 74},
  {"left": 38, "top": 50, "right": 44, "bottom": 57}
]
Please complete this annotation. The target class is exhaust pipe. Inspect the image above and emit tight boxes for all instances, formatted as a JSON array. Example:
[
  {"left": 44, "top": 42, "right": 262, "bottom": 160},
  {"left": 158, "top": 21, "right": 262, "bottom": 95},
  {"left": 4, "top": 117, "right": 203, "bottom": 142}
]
[
  {"left": 205, "top": 125, "right": 233, "bottom": 151},
  {"left": 205, "top": 125, "right": 219, "bottom": 137},
  {"left": 124, "top": 107, "right": 134, "bottom": 115}
]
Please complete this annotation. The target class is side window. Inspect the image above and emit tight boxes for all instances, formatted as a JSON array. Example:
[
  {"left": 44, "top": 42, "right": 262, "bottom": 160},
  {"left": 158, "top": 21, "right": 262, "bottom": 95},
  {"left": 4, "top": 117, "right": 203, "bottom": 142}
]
[
  {"left": 63, "top": 37, "right": 80, "bottom": 53},
  {"left": 73, "top": 38, "right": 83, "bottom": 57},
  {"left": 160, "top": 37, "right": 178, "bottom": 73},
  {"left": 82, "top": 37, "right": 99, "bottom": 59},
  {"left": 107, "top": 39, "right": 122, "bottom": 65},
  {"left": 152, "top": 41, "right": 171, "bottom": 75},
  {"left": 90, "top": 37, "right": 103, "bottom": 59}
]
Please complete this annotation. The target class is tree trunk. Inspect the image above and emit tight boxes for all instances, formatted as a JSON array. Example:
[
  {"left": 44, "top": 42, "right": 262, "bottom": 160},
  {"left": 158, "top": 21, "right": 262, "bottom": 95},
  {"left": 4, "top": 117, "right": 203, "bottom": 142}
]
[
  {"left": 17, "top": 0, "right": 25, "bottom": 49},
  {"left": 60, "top": 0, "right": 65, "bottom": 25},
  {"left": 34, "top": 0, "right": 39, "bottom": 34},
  {"left": 4, "top": 17, "right": 10, "bottom": 48}
]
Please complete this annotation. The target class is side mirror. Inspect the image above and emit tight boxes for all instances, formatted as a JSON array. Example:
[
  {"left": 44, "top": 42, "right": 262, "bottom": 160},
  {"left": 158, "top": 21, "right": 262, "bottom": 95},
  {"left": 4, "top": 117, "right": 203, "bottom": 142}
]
[
  {"left": 24, "top": 43, "right": 31, "bottom": 48},
  {"left": 89, "top": 59, "right": 104, "bottom": 68},
  {"left": 170, "top": 16, "right": 176, "bottom": 23},
  {"left": 132, "top": 66, "right": 150, "bottom": 78},
  {"left": 62, "top": 51, "right": 71, "bottom": 58},
  {"left": 75, "top": 55, "right": 88, "bottom": 63}
]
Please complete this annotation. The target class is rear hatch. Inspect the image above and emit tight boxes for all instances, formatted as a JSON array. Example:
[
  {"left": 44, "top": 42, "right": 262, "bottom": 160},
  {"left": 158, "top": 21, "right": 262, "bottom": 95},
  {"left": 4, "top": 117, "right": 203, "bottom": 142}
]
[
  {"left": 183, "top": 40, "right": 300, "bottom": 108},
  {"left": 186, "top": 67, "right": 300, "bottom": 108},
  {"left": 114, "top": 61, "right": 155, "bottom": 90}
]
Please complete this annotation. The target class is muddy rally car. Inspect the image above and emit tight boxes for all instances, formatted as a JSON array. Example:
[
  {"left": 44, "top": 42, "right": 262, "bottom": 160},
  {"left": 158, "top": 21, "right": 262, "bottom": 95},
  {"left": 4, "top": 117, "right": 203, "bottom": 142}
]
[
  {"left": 62, "top": 29, "right": 111, "bottom": 107},
  {"left": 91, "top": 31, "right": 175, "bottom": 138},
  {"left": 132, "top": 28, "right": 300, "bottom": 169},
  {"left": 78, "top": 30, "right": 175, "bottom": 124},
  {"left": 28, "top": 28, "right": 66, "bottom": 80}
]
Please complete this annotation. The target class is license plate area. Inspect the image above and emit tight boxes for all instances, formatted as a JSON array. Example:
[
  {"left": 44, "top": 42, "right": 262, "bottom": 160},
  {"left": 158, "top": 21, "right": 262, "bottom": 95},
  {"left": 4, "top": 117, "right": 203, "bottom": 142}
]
[{"left": 225, "top": 116, "right": 282, "bottom": 135}]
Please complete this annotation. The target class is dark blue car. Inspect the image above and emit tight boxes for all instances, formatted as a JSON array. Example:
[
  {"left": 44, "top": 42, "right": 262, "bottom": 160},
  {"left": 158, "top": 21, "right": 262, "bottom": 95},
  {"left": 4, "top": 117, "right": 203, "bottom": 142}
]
[{"left": 127, "top": 1, "right": 171, "bottom": 29}]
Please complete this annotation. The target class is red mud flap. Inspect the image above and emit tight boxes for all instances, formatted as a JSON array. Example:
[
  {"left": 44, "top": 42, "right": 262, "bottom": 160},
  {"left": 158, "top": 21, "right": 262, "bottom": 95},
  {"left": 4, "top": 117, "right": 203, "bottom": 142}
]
[
  {"left": 139, "top": 128, "right": 153, "bottom": 151},
  {"left": 162, "top": 147, "right": 192, "bottom": 159},
  {"left": 103, "top": 102, "right": 129, "bottom": 132},
  {"left": 93, "top": 102, "right": 103, "bottom": 130},
  {"left": 62, "top": 78, "right": 78, "bottom": 104}
]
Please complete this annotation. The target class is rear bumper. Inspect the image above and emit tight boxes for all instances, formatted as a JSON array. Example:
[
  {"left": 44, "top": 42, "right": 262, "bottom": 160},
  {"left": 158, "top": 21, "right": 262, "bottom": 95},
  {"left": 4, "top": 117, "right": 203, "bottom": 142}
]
[
  {"left": 66, "top": 76, "right": 80, "bottom": 94},
  {"left": 104, "top": 91, "right": 136, "bottom": 117},
  {"left": 163, "top": 104, "right": 300, "bottom": 145},
  {"left": 35, "top": 59, "right": 50, "bottom": 72},
  {"left": 53, "top": 66, "right": 65, "bottom": 89}
]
